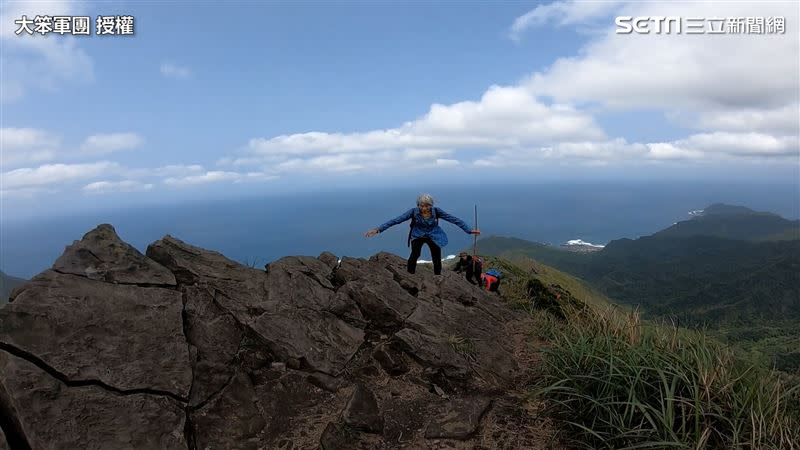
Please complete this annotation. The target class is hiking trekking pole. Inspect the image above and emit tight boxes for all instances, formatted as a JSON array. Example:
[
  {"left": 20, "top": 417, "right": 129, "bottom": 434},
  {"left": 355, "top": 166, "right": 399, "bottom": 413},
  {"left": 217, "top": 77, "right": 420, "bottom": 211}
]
[{"left": 472, "top": 204, "right": 478, "bottom": 273}]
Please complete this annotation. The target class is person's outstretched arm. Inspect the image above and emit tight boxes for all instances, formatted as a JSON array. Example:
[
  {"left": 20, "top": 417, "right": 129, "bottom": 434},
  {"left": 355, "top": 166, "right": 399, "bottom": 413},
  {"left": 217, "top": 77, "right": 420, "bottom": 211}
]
[
  {"left": 435, "top": 207, "right": 480, "bottom": 235},
  {"left": 364, "top": 208, "right": 414, "bottom": 237}
]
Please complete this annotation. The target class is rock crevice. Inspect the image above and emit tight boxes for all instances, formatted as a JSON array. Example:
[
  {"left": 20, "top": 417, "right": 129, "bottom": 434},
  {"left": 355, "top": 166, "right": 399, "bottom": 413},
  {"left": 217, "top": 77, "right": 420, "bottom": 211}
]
[{"left": 0, "top": 343, "right": 188, "bottom": 403}]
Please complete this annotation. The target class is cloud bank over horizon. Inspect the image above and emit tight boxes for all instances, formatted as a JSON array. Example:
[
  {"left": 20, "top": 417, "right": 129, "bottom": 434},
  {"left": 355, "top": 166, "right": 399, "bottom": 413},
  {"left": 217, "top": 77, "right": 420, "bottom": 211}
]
[{"left": 1, "top": 0, "right": 798, "bottom": 210}]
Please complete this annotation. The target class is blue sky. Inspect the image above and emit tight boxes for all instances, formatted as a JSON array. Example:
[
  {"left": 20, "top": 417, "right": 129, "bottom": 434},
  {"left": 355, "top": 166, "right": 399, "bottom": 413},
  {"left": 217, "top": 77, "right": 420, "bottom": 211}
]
[{"left": 2, "top": 0, "right": 799, "bottom": 221}]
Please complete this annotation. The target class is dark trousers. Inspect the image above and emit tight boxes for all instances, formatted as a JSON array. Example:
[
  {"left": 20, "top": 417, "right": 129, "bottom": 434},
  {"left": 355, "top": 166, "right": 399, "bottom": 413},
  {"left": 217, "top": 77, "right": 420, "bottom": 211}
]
[
  {"left": 466, "top": 265, "right": 480, "bottom": 284},
  {"left": 466, "top": 258, "right": 482, "bottom": 284},
  {"left": 408, "top": 237, "right": 442, "bottom": 275}
]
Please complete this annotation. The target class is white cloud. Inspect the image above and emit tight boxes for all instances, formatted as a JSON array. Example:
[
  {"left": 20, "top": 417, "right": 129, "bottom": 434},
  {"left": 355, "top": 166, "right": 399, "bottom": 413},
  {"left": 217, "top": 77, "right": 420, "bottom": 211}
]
[
  {"left": 232, "top": 85, "right": 605, "bottom": 173},
  {"left": 225, "top": 2, "right": 796, "bottom": 175},
  {"left": 0, "top": 1, "right": 94, "bottom": 103},
  {"left": 235, "top": 172, "right": 279, "bottom": 183},
  {"left": 121, "top": 164, "right": 205, "bottom": 179},
  {"left": 645, "top": 142, "right": 704, "bottom": 161},
  {"left": 671, "top": 104, "right": 800, "bottom": 135},
  {"left": 2, "top": 161, "right": 120, "bottom": 189},
  {"left": 82, "top": 180, "right": 153, "bottom": 194},
  {"left": 1, "top": 128, "right": 146, "bottom": 168},
  {"left": 404, "top": 149, "right": 454, "bottom": 160},
  {"left": 1, "top": 127, "right": 60, "bottom": 167},
  {"left": 0, "top": 125, "right": 279, "bottom": 197},
  {"left": 509, "top": 0, "right": 624, "bottom": 41},
  {"left": 276, "top": 155, "right": 366, "bottom": 173},
  {"left": 676, "top": 132, "right": 799, "bottom": 158},
  {"left": 522, "top": 2, "right": 798, "bottom": 113},
  {"left": 0, "top": 186, "right": 57, "bottom": 199},
  {"left": 81, "top": 133, "right": 143, "bottom": 155},
  {"left": 435, "top": 159, "right": 460, "bottom": 167},
  {"left": 160, "top": 62, "right": 192, "bottom": 79},
  {"left": 473, "top": 138, "right": 648, "bottom": 166},
  {"left": 161, "top": 170, "right": 277, "bottom": 185},
  {"left": 164, "top": 171, "right": 246, "bottom": 186}
]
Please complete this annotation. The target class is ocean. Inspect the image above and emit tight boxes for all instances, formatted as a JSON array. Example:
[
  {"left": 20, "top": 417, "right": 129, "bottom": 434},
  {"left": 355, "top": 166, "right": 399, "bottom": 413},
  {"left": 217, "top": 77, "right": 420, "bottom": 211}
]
[{"left": 2, "top": 181, "right": 798, "bottom": 279}]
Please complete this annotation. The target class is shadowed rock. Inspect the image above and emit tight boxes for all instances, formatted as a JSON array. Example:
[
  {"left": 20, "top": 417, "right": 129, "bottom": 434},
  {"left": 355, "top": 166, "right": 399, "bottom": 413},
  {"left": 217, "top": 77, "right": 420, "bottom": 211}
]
[
  {"left": 343, "top": 384, "right": 384, "bottom": 433},
  {"left": 182, "top": 285, "right": 243, "bottom": 406},
  {"left": 401, "top": 295, "right": 519, "bottom": 384},
  {"left": 307, "top": 371, "right": 346, "bottom": 392},
  {"left": 318, "top": 251, "right": 339, "bottom": 270},
  {"left": 361, "top": 253, "right": 521, "bottom": 386},
  {"left": 148, "top": 236, "right": 364, "bottom": 376},
  {"left": 0, "top": 270, "right": 192, "bottom": 398},
  {"left": 191, "top": 371, "right": 266, "bottom": 449},
  {"left": 252, "top": 368, "right": 341, "bottom": 444},
  {"left": 372, "top": 344, "right": 408, "bottom": 376},
  {"left": 0, "top": 224, "right": 542, "bottom": 448},
  {"left": 425, "top": 397, "right": 493, "bottom": 440},
  {"left": 52, "top": 224, "right": 176, "bottom": 286},
  {"left": 247, "top": 307, "right": 364, "bottom": 375},
  {"left": 320, "top": 422, "right": 356, "bottom": 450},
  {"left": 146, "top": 235, "right": 257, "bottom": 285},
  {"left": 0, "top": 351, "right": 187, "bottom": 450}
]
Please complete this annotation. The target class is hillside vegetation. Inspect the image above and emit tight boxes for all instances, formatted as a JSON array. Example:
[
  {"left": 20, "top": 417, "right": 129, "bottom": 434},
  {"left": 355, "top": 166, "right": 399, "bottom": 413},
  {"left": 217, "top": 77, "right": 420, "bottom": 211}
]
[
  {"left": 477, "top": 204, "right": 800, "bottom": 374},
  {"left": 481, "top": 255, "right": 800, "bottom": 449}
]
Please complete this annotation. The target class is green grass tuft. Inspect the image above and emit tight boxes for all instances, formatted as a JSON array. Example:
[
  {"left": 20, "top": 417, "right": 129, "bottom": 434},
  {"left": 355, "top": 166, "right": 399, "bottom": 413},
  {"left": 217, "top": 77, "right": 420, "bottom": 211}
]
[{"left": 532, "top": 306, "right": 800, "bottom": 449}]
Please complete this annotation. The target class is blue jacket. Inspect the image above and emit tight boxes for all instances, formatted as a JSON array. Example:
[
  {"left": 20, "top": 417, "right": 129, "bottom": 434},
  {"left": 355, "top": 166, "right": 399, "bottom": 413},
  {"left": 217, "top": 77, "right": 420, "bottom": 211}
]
[{"left": 377, "top": 206, "right": 472, "bottom": 248}]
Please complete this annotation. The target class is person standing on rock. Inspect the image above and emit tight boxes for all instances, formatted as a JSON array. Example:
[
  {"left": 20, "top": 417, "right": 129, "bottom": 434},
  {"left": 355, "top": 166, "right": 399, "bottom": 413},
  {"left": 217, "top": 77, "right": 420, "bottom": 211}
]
[{"left": 364, "top": 193, "right": 480, "bottom": 276}]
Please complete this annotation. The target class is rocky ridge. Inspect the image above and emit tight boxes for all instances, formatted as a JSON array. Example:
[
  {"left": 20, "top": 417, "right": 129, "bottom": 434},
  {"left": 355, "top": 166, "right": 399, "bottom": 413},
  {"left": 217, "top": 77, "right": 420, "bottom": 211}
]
[{"left": 0, "top": 224, "right": 551, "bottom": 449}]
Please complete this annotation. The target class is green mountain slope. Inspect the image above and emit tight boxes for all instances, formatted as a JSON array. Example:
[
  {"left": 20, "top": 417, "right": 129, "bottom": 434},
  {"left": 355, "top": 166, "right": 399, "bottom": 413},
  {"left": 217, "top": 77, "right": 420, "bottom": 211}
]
[
  {"left": 477, "top": 204, "right": 800, "bottom": 372},
  {"left": 655, "top": 203, "right": 800, "bottom": 241},
  {"left": 479, "top": 234, "right": 800, "bottom": 323}
]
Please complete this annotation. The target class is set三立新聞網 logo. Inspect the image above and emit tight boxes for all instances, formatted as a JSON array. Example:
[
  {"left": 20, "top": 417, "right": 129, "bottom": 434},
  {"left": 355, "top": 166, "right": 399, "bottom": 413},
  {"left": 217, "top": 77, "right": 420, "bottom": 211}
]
[{"left": 615, "top": 16, "right": 785, "bottom": 35}]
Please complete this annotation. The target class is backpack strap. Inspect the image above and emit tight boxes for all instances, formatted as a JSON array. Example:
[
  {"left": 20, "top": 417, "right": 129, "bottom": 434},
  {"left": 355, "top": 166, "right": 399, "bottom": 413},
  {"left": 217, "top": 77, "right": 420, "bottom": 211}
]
[
  {"left": 407, "top": 207, "right": 418, "bottom": 247},
  {"left": 407, "top": 212, "right": 416, "bottom": 247},
  {"left": 407, "top": 207, "right": 438, "bottom": 247}
]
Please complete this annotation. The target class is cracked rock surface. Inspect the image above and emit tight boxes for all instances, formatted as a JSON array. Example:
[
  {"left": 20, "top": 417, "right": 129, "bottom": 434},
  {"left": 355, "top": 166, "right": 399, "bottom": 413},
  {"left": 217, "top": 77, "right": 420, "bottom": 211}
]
[
  {"left": 0, "top": 351, "right": 186, "bottom": 449},
  {"left": 52, "top": 223, "right": 176, "bottom": 286},
  {"left": 0, "top": 223, "right": 547, "bottom": 449}
]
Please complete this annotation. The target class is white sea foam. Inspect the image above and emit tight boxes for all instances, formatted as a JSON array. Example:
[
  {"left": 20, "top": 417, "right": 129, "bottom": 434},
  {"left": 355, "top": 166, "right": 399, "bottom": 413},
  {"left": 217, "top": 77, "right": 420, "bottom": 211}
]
[
  {"left": 564, "top": 239, "right": 605, "bottom": 248},
  {"left": 689, "top": 209, "right": 705, "bottom": 217},
  {"left": 418, "top": 254, "right": 456, "bottom": 264}
]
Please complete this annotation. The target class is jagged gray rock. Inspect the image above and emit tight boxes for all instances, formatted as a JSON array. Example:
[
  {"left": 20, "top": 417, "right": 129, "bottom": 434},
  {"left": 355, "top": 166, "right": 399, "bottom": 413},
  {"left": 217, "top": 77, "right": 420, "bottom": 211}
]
[
  {"left": 318, "top": 251, "right": 339, "bottom": 270},
  {"left": 52, "top": 224, "right": 176, "bottom": 286},
  {"left": 401, "top": 292, "right": 519, "bottom": 384},
  {"left": 191, "top": 371, "right": 266, "bottom": 449},
  {"left": 360, "top": 252, "right": 521, "bottom": 386},
  {"left": 0, "top": 224, "right": 539, "bottom": 448},
  {"left": 0, "top": 426, "right": 7, "bottom": 450},
  {"left": 0, "top": 351, "right": 187, "bottom": 450},
  {"left": 146, "top": 235, "right": 261, "bottom": 285},
  {"left": 343, "top": 384, "right": 384, "bottom": 433},
  {"left": 0, "top": 269, "right": 192, "bottom": 398},
  {"left": 307, "top": 371, "right": 346, "bottom": 392},
  {"left": 251, "top": 368, "right": 341, "bottom": 445},
  {"left": 372, "top": 344, "right": 408, "bottom": 376},
  {"left": 147, "top": 237, "right": 365, "bottom": 376},
  {"left": 319, "top": 422, "right": 356, "bottom": 450},
  {"left": 424, "top": 397, "right": 493, "bottom": 440},
  {"left": 182, "top": 285, "right": 243, "bottom": 407}
]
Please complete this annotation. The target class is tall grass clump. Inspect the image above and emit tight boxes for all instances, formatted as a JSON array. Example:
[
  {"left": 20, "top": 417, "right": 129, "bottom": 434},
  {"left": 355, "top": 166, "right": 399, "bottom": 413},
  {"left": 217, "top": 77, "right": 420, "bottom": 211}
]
[{"left": 534, "top": 307, "right": 800, "bottom": 449}]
